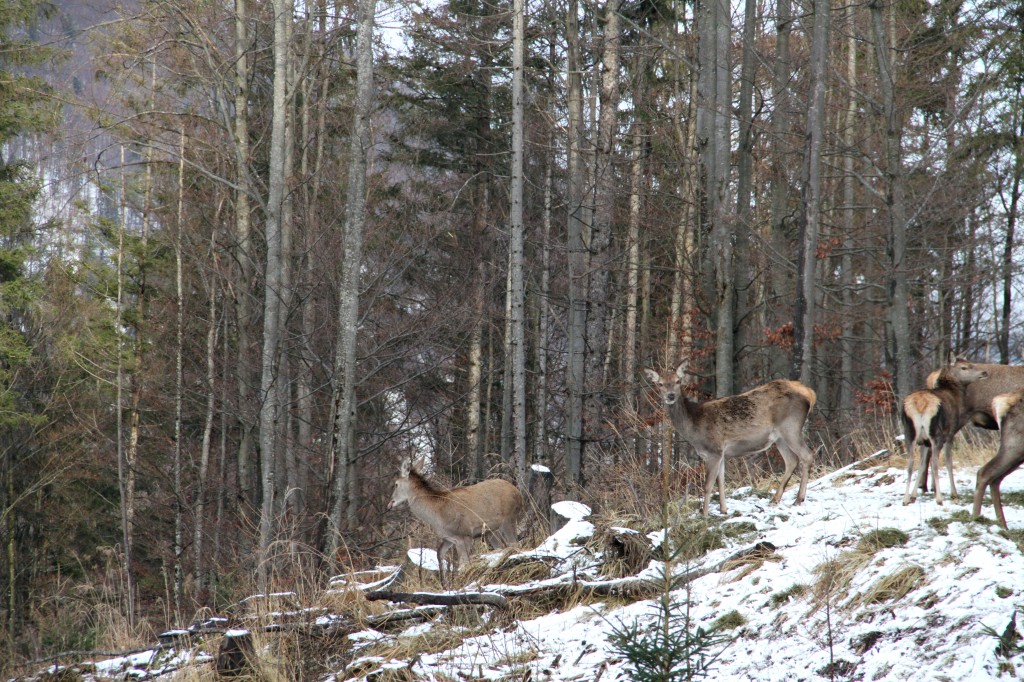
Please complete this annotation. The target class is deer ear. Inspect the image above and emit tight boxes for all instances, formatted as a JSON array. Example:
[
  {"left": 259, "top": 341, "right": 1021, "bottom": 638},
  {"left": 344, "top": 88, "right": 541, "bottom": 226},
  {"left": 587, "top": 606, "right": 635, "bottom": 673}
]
[
  {"left": 399, "top": 458, "right": 411, "bottom": 477},
  {"left": 643, "top": 368, "right": 660, "bottom": 383},
  {"left": 674, "top": 363, "right": 687, "bottom": 380},
  {"left": 947, "top": 349, "right": 956, "bottom": 366}
]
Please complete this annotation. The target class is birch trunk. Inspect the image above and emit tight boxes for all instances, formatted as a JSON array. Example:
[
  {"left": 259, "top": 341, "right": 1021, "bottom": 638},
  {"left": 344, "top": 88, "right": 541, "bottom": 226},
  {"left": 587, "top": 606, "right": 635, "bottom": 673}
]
[
  {"left": 327, "top": 0, "right": 376, "bottom": 563},
  {"left": 509, "top": 0, "right": 527, "bottom": 484}
]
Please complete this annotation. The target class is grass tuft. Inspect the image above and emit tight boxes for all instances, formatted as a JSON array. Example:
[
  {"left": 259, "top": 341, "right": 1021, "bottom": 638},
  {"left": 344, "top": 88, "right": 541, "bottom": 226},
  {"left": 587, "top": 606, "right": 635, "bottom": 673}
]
[{"left": 855, "top": 564, "right": 925, "bottom": 607}]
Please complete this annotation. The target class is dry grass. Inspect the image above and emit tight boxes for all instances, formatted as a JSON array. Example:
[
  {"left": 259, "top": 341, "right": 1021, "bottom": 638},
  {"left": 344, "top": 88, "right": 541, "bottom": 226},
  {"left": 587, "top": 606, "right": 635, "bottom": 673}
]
[
  {"left": 854, "top": 564, "right": 926, "bottom": 607},
  {"left": 808, "top": 527, "right": 911, "bottom": 615}
]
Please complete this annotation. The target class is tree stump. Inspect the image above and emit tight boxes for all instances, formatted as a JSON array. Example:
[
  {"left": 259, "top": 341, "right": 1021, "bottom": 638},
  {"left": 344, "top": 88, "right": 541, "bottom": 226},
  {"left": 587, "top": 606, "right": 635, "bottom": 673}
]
[
  {"left": 216, "top": 630, "right": 254, "bottom": 677},
  {"left": 527, "top": 464, "right": 555, "bottom": 532}
]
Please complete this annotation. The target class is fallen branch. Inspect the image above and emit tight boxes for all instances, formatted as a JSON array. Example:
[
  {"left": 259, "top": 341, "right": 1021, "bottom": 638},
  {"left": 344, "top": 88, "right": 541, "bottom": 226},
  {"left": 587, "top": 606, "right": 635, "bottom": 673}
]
[
  {"left": 365, "top": 590, "right": 510, "bottom": 610},
  {"left": 490, "top": 541, "right": 778, "bottom": 602}
]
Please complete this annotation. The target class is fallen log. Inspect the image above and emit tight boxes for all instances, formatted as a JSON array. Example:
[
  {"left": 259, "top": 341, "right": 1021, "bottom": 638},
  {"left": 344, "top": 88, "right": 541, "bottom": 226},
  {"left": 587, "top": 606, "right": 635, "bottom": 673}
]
[
  {"left": 488, "top": 540, "right": 778, "bottom": 602},
  {"left": 365, "top": 590, "right": 510, "bottom": 610}
]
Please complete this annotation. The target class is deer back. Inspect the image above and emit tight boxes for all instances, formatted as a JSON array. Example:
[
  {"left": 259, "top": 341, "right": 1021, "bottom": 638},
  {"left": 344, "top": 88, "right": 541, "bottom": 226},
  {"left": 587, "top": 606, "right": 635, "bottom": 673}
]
[
  {"left": 400, "top": 470, "right": 522, "bottom": 541},
  {"left": 690, "top": 380, "right": 815, "bottom": 449}
]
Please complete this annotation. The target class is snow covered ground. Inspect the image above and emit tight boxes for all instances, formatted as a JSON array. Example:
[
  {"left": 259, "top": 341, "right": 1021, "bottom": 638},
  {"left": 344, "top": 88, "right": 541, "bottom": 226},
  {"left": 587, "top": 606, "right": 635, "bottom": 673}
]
[
  {"left": 22, "top": 451, "right": 1024, "bottom": 682},
  {"left": 345, "top": 452, "right": 1024, "bottom": 681}
]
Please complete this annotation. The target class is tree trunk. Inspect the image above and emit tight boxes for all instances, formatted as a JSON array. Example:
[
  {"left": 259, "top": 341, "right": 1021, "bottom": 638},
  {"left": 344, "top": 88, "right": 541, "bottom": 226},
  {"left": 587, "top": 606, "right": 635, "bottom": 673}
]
[
  {"left": 769, "top": 0, "right": 793, "bottom": 379},
  {"left": 870, "top": 0, "right": 911, "bottom": 402},
  {"left": 999, "top": 109, "right": 1022, "bottom": 363},
  {"left": 623, "top": 123, "right": 644, "bottom": 435},
  {"left": 509, "top": 0, "right": 527, "bottom": 484},
  {"left": 791, "top": 0, "right": 830, "bottom": 384},
  {"left": 258, "top": 0, "right": 293, "bottom": 588},
  {"left": 115, "top": 146, "right": 136, "bottom": 625},
  {"left": 326, "top": 0, "right": 376, "bottom": 564},
  {"left": 839, "top": 2, "right": 858, "bottom": 419},
  {"left": 174, "top": 131, "right": 186, "bottom": 613},
  {"left": 582, "top": 0, "right": 622, "bottom": 466},
  {"left": 233, "top": 0, "right": 257, "bottom": 511},
  {"left": 734, "top": 0, "right": 756, "bottom": 386},
  {"left": 565, "top": 0, "right": 586, "bottom": 488},
  {"left": 535, "top": 137, "right": 552, "bottom": 468},
  {"left": 698, "top": 0, "right": 733, "bottom": 396}
]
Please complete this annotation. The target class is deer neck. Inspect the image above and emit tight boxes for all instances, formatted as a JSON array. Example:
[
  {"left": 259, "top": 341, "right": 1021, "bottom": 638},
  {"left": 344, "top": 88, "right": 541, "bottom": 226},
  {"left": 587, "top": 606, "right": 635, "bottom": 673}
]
[{"left": 666, "top": 394, "right": 699, "bottom": 432}]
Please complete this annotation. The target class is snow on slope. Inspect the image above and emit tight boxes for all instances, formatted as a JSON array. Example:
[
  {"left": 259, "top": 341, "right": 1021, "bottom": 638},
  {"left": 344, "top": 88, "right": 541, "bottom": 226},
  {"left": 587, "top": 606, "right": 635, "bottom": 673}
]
[
  {"left": 27, "top": 453, "right": 1024, "bottom": 682},
  {"left": 346, "top": 454, "right": 1024, "bottom": 681}
]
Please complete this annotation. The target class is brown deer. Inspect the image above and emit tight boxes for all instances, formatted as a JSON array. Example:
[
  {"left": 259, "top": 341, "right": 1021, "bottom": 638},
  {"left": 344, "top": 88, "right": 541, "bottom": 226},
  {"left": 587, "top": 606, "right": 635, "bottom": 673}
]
[
  {"left": 972, "top": 391, "right": 1024, "bottom": 528},
  {"left": 387, "top": 461, "right": 523, "bottom": 584},
  {"left": 920, "top": 354, "right": 1024, "bottom": 491},
  {"left": 901, "top": 358, "right": 989, "bottom": 506},
  {"left": 644, "top": 365, "right": 817, "bottom": 515}
]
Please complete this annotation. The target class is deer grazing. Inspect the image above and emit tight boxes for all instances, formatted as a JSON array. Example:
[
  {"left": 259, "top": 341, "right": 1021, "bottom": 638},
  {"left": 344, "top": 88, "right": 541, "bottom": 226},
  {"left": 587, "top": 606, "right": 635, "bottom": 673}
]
[
  {"left": 972, "top": 391, "right": 1024, "bottom": 528},
  {"left": 644, "top": 365, "right": 817, "bottom": 515},
  {"left": 387, "top": 461, "right": 523, "bottom": 584},
  {"left": 901, "top": 357, "right": 989, "bottom": 505}
]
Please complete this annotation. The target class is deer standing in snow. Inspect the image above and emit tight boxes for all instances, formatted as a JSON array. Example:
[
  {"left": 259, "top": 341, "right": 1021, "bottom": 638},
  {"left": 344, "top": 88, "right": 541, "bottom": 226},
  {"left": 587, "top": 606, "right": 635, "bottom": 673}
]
[
  {"left": 387, "top": 461, "right": 523, "bottom": 584},
  {"left": 972, "top": 391, "right": 1024, "bottom": 528},
  {"left": 644, "top": 365, "right": 817, "bottom": 515},
  {"left": 920, "top": 355, "right": 1024, "bottom": 491},
  {"left": 901, "top": 357, "right": 988, "bottom": 505}
]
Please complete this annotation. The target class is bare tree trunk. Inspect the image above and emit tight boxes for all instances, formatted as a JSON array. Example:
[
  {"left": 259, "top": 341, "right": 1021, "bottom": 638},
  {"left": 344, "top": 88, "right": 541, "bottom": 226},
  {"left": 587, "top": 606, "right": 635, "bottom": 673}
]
[
  {"left": 870, "top": 0, "right": 911, "bottom": 401},
  {"left": 769, "top": 0, "right": 793, "bottom": 378},
  {"left": 535, "top": 135, "right": 553, "bottom": 467},
  {"left": 1000, "top": 110, "right": 1023, "bottom": 363},
  {"left": 565, "top": 0, "right": 586, "bottom": 487},
  {"left": 233, "top": 0, "right": 257, "bottom": 511},
  {"left": 734, "top": 0, "right": 757, "bottom": 386},
  {"left": 582, "top": 0, "right": 622, "bottom": 467},
  {"left": 468, "top": 264, "right": 485, "bottom": 479},
  {"left": 509, "top": 0, "right": 527, "bottom": 484},
  {"left": 174, "top": 131, "right": 186, "bottom": 614},
  {"left": 258, "top": 0, "right": 293, "bottom": 588},
  {"left": 839, "top": 2, "right": 858, "bottom": 418},
  {"left": 196, "top": 238, "right": 218, "bottom": 605},
  {"left": 791, "top": 0, "right": 830, "bottom": 384},
  {"left": 115, "top": 145, "right": 136, "bottom": 626},
  {"left": 623, "top": 123, "right": 643, "bottom": 425},
  {"left": 327, "top": 0, "right": 376, "bottom": 564},
  {"left": 669, "top": 45, "right": 697, "bottom": 366},
  {"left": 698, "top": 0, "right": 733, "bottom": 395}
]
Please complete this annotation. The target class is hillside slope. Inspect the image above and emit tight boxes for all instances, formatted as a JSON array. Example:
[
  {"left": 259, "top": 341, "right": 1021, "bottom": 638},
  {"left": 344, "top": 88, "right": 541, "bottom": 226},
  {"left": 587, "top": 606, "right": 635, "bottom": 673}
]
[{"left": 19, "top": 451, "right": 1024, "bottom": 681}]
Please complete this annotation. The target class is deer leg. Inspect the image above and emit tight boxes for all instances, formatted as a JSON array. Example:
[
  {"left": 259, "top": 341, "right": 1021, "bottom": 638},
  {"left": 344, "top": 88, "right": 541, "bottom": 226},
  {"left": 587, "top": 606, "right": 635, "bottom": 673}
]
[
  {"left": 771, "top": 443, "right": 798, "bottom": 505},
  {"left": 991, "top": 480, "right": 1008, "bottom": 529},
  {"left": 973, "top": 455, "right": 1000, "bottom": 519},
  {"left": 943, "top": 440, "right": 958, "bottom": 500},
  {"left": 702, "top": 454, "right": 723, "bottom": 515},
  {"left": 903, "top": 444, "right": 919, "bottom": 505},
  {"left": 718, "top": 459, "right": 728, "bottom": 513},
  {"left": 436, "top": 539, "right": 454, "bottom": 587},
  {"left": 930, "top": 443, "right": 943, "bottom": 505}
]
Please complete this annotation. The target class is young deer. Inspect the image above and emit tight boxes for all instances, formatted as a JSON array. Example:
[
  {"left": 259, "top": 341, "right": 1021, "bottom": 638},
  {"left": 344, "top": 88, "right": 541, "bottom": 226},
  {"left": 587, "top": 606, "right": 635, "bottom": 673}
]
[
  {"left": 901, "top": 358, "right": 988, "bottom": 505},
  {"left": 972, "top": 391, "right": 1024, "bottom": 528},
  {"left": 644, "top": 365, "right": 817, "bottom": 515},
  {"left": 387, "top": 461, "right": 523, "bottom": 584}
]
